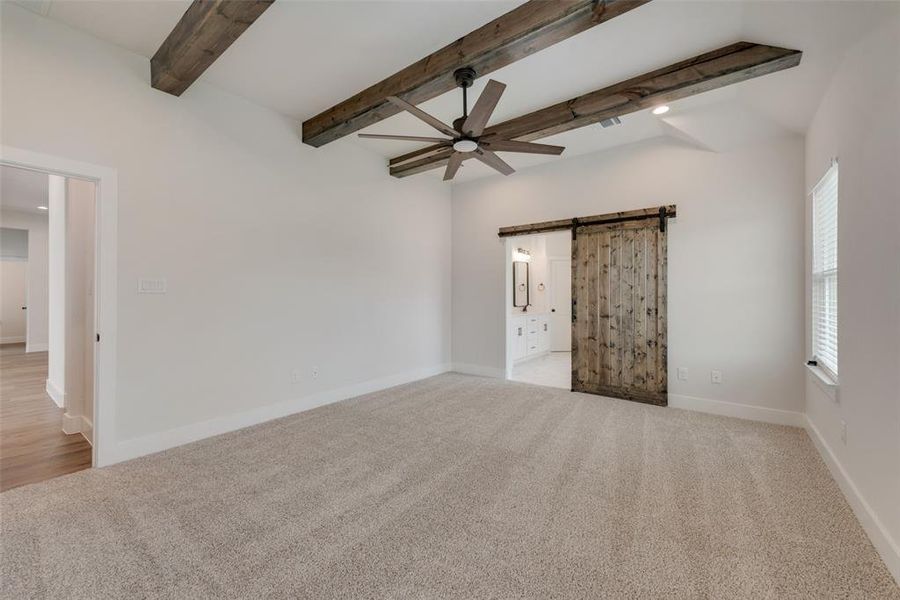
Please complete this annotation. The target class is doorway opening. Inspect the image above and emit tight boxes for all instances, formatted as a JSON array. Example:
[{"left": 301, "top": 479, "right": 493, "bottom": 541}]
[
  {"left": 504, "top": 230, "right": 572, "bottom": 389},
  {"left": 0, "top": 163, "right": 98, "bottom": 490},
  {"left": 500, "top": 205, "right": 674, "bottom": 404}
]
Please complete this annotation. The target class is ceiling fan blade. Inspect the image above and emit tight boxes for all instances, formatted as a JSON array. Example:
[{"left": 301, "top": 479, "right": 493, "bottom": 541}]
[
  {"left": 358, "top": 133, "right": 452, "bottom": 143},
  {"left": 443, "top": 152, "right": 464, "bottom": 181},
  {"left": 473, "top": 148, "right": 514, "bottom": 176},
  {"left": 462, "top": 80, "right": 506, "bottom": 137},
  {"left": 481, "top": 139, "right": 565, "bottom": 155},
  {"left": 387, "top": 96, "right": 459, "bottom": 138}
]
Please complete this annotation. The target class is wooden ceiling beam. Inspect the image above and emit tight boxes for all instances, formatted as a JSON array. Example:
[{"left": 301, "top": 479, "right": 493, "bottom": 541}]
[
  {"left": 389, "top": 42, "right": 802, "bottom": 178},
  {"left": 301, "top": 0, "right": 651, "bottom": 148},
  {"left": 151, "top": 0, "right": 274, "bottom": 97}
]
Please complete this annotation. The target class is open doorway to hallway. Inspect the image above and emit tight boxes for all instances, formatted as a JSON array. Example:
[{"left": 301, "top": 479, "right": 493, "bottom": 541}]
[
  {"left": 506, "top": 230, "right": 571, "bottom": 390},
  {"left": 1, "top": 165, "right": 97, "bottom": 491}
]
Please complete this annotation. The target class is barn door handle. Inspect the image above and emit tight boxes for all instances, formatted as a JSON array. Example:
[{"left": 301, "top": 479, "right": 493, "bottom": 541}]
[{"left": 571, "top": 299, "right": 576, "bottom": 322}]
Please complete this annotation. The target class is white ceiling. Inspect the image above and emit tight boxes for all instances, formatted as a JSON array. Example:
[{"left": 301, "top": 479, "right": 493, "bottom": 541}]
[
  {"left": 14, "top": 0, "right": 894, "bottom": 182},
  {"left": 0, "top": 165, "right": 49, "bottom": 215}
]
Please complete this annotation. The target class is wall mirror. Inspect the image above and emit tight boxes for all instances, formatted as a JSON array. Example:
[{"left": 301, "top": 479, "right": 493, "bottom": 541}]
[{"left": 513, "top": 261, "right": 529, "bottom": 307}]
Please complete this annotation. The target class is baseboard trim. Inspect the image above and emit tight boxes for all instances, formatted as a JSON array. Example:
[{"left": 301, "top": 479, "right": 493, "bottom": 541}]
[
  {"left": 447, "top": 369, "right": 806, "bottom": 429},
  {"left": 112, "top": 363, "right": 452, "bottom": 465},
  {"left": 451, "top": 363, "right": 505, "bottom": 379},
  {"left": 46, "top": 379, "right": 65, "bottom": 408},
  {"left": 62, "top": 413, "right": 93, "bottom": 445},
  {"left": 27, "top": 342, "right": 48, "bottom": 352},
  {"left": 804, "top": 416, "right": 900, "bottom": 584},
  {"left": 667, "top": 393, "right": 805, "bottom": 427},
  {"left": 1, "top": 335, "right": 25, "bottom": 344},
  {"left": 81, "top": 417, "right": 94, "bottom": 446},
  {"left": 61, "top": 411, "right": 82, "bottom": 434}
]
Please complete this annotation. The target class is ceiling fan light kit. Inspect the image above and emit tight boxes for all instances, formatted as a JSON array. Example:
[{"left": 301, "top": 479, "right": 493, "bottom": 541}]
[
  {"left": 453, "top": 139, "right": 479, "bottom": 153},
  {"left": 358, "top": 67, "right": 566, "bottom": 181}
]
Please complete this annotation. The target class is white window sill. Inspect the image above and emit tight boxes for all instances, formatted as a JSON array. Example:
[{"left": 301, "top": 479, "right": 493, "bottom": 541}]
[{"left": 806, "top": 363, "right": 839, "bottom": 402}]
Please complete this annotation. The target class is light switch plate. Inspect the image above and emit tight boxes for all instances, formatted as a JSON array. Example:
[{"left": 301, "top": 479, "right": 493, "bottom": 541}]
[
  {"left": 677, "top": 367, "right": 688, "bottom": 381},
  {"left": 138, "top": 278, "right": 167, "bottom": 294},
  {"left": 711, "top": 370, "right": 723, "bottom": 384}
]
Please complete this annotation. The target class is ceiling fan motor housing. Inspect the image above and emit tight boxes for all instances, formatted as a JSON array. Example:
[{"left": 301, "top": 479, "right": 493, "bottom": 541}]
[{"left": 453, "top": 67, "right": 477, "bottom": 89}]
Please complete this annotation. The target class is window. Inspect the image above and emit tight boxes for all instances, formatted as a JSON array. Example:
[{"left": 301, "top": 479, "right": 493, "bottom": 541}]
[{"left": 811, "top": 162, "right": 838, "bottom": 379}]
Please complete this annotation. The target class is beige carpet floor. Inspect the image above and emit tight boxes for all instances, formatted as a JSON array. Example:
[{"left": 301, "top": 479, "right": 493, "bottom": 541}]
[{"left": 2, "top": 373, "right": 898, "bottom": 599}]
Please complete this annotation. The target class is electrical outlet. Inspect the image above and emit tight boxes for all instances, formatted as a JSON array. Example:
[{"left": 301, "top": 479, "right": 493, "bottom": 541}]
[
  {"left": 311, "top": 366, "right": 319, "bottom": 379},
  {"left": 290, "top": 369, "right": 301, "bottom": 384},
  {"left": 711, "top": 370, "right": 723, "bottom": 384},
  {"left": 840, "top": 420, "right": 847, "bottom": 444},
  {"left": 137, "top": 278, "right": 167, "bottom": 294},
  {"left": 677, "top": 367, "right": 688, "bottom": 381}
]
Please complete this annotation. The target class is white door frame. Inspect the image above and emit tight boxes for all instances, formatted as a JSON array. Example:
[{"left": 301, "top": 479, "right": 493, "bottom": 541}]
[
  {"left": 1, "top": 145, "right": 118, "bottom": 468},
  {"left": 503, "top": 237, "right": 514, "bottom": 380}
]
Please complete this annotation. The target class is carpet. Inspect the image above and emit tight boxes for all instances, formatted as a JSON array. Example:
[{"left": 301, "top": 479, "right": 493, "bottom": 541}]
[{"left": 2, "top": 373, "right": 898, "bottom": 598}]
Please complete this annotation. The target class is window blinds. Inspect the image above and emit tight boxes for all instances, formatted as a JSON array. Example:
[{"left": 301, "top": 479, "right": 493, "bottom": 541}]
[{"left": 812, "top": 162, "right": 838, "bottom": 378}]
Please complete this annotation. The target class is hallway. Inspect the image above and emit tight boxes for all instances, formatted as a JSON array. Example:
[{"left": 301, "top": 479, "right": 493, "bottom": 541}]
[{"left": 0, "top": 343, "right": 91, "bottom": 492}]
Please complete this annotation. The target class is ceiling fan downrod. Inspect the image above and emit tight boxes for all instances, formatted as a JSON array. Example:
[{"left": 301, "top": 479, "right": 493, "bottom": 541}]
[{"left": 454, "top": 67, "right": 477, "bottom": 125}]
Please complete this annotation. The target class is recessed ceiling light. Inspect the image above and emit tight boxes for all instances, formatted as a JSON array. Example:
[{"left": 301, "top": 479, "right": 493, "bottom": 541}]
[
  {"left": 652, "top": 105, "right": 670, "bottom": 115},
  {"left": 37, "top": 206, "right": 48, "bottom": 210}
]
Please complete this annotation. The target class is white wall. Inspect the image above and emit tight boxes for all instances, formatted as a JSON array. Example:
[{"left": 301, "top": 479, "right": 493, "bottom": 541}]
[
  {"left": 0, "top": 209, "right": 49, "bottom": 351},
  {"left": 545, "top": 230, "right": 570, "bottom": 257},
  {"left": 803, "top": 14, "right": 900, "bottom": 580},
  {"left": 64, "top": 177, "right": 96, "bottom": 439},
  {"left": 509, "top": 235, "right": 544, "bottom": 313},
  {"left": 452, "top": 135, "right": 806, "bottom": 420},
  {"left": 1, "top": 5, "right": 451, "bottom": 455},
  {"left": 47, "top": 174, "right": 66, "bottom": 406},
  {"left": 1, "top": 227, "right": 29, "bottom": 258},
  {"left": 507, "top": 230, "right": 569, "bottom": 316}
]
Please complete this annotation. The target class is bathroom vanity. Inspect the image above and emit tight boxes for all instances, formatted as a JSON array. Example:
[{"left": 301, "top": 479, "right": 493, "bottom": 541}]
[{"left": 509, "top": 312, "right": 551, "bottom": 362}]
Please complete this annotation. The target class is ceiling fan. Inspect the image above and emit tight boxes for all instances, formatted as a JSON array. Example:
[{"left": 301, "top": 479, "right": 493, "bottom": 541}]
[{"left": 358, "top": 67, "right": 565, "bottom": 181}]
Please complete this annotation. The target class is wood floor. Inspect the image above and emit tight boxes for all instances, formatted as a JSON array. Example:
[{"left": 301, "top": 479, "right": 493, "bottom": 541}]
[{"left": 0, "top": 343, "right": 91, "bottom": 492}]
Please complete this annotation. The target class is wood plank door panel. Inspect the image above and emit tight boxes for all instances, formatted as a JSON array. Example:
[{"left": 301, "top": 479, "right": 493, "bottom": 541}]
[{"left": 572, "top": 220, "right": 667, "bottom": 405}]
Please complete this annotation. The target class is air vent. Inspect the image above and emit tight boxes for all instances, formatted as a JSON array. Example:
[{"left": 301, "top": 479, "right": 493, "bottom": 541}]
[{"left": 599, "top": 116, "right": 622, "bottom": 128}]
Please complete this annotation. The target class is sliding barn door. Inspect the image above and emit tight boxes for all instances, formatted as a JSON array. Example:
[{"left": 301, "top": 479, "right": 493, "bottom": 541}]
[{"left": 572, "top": 220, "right": 668, "bottom": 405}]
